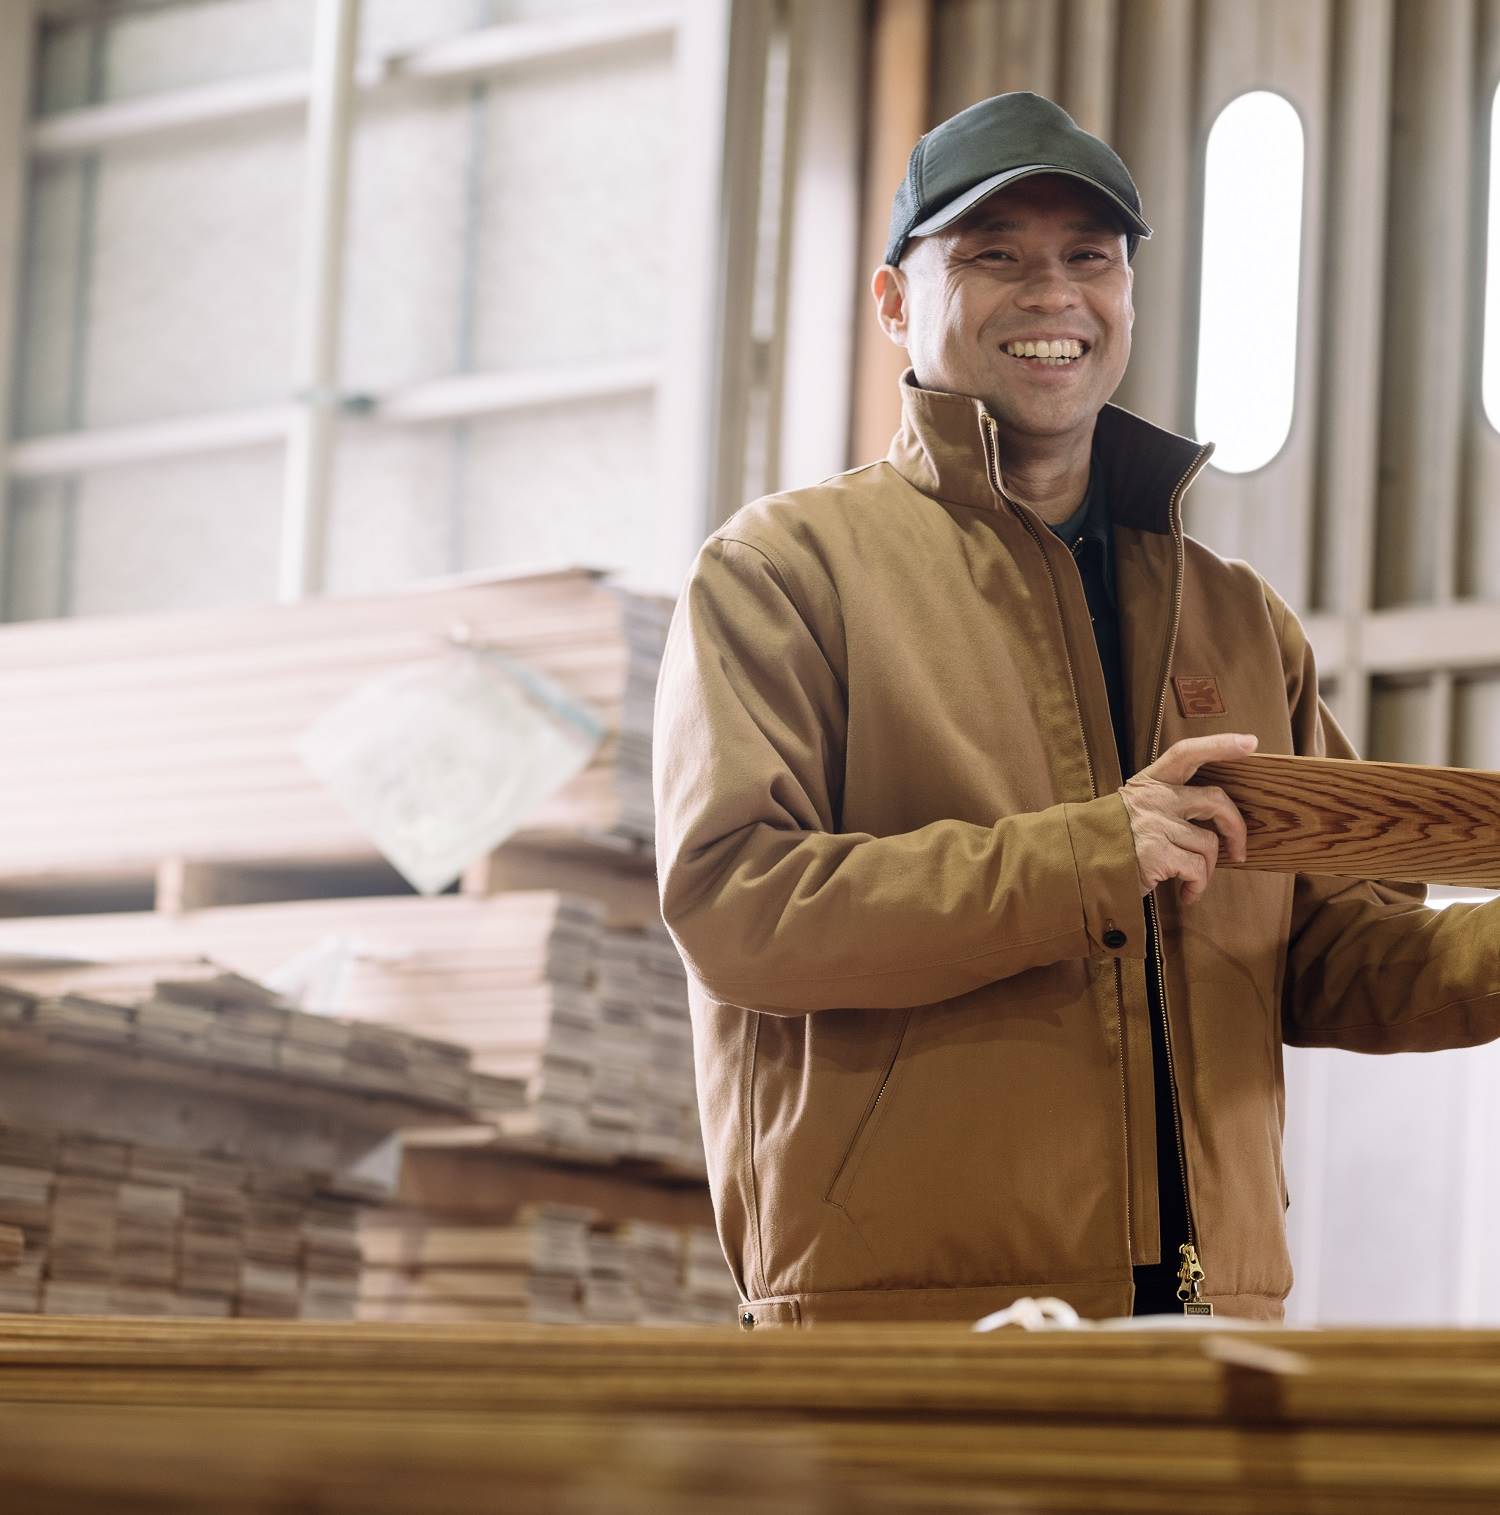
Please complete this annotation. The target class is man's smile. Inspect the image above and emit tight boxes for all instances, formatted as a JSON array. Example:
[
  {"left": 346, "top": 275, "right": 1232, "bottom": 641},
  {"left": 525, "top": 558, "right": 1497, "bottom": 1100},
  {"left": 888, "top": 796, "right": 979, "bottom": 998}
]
[{"left": 1002, "top": 337, "right": 1089, "bottom": 368}]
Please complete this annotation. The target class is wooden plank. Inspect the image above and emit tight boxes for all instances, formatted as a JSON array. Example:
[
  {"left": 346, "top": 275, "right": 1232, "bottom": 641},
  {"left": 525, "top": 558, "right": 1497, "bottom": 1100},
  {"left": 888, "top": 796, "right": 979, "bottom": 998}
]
[
  {"left": 932, "top": 0, "right": 1060, "bottom": 123},
  {"left": 460, "top": 844, "right": 661, "bottom": 927},
  {"left": 0, "top": 569, "right": 662, "bottom": 884},
  {"left": 1196, "top": 751, "right": 1500, "bottom": 886},
  {"left": 1314, "top": 0, "right": 1395, "bottom": 751},
  {"left": 0, "top": 890, "right": 703, "bottom": 1174},
  {"left": 1109, "top": 0, "right": 1196, "bottom": 431},
  {"left": 1059, "top": 0, "right": 1117, "bottom": 138},
  {"left": 848, "top": 0, "right": 931, "bottom": 468},
  {"left": 1375, "top": 0, "right": 1475, "bottom": 609},
  {"left": 3, "top": 1376, "right": 1495, "bottom": 1515}
]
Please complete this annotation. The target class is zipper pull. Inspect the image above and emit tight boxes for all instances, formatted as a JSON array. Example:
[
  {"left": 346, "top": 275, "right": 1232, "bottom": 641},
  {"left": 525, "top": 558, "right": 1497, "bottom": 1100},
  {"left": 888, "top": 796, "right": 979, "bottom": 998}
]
[{"left": 1177, "top": 1243, "right": 1212, "bottom": 1316}]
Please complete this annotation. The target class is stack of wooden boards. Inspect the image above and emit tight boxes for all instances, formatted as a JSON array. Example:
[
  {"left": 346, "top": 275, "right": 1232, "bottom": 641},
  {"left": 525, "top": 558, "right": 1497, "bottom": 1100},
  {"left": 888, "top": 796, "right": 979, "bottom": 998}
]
[
  {"left": 358, "top": 1204, "right": 735, "bottom": 1326},
  {"left": 0, "top": 567, "right": 668, "bottom": 887},
  {"left": 0, "top": 956, "right": 482, "bottom": 1320},
  {"left": 0, "top": 1316, "right": 1496, "bottom": 1512},
  {"left": 0, "top": 955, "right": 508, "bottom": 1117},
  {"left": 0, "top": 893, "right": 703, "bottom": 1172},
  {"left": 359, "top": 1143, "right": 735, "bottom": 1325},
  {"left": 0, "top": 1127, "right": 366, "bottom": 1320}
]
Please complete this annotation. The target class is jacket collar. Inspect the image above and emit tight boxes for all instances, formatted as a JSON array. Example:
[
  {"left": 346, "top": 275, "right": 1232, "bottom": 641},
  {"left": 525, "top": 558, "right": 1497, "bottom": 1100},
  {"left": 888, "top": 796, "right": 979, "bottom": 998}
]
[{"left": 885, "top": 369, "right": 1212, "bottom": 533}]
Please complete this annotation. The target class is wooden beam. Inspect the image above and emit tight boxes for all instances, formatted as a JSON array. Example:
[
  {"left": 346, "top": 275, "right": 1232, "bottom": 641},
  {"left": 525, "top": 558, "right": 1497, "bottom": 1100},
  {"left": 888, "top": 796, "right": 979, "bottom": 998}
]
[
  {"left": 848, "top": 0, "right": 931, "bottom": 468},
  {"left": 1059, "top": 0, "right": 1117, "bottom": 138},
  {"left": 1315, "top": 0, "right": 1395, "bottom": 750},
  {"left": 1109, "top": 0, "right": 1196, "bottom": 432},
  {"left": 1374, "top": 0, "right": 1474, "bottom": 609},
  {"left": 1196, "top": 751, "right": 1500, "bottom": 887},
  {"left": 1360, "top": 601, "right": 1500, "bottom": 674}
]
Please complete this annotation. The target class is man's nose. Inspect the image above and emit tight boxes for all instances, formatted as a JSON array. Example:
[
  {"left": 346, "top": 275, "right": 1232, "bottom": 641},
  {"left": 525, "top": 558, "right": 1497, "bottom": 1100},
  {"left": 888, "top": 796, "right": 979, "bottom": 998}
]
[{"left": 1016, "top": 266, "right": 1078, "bottom": 308}]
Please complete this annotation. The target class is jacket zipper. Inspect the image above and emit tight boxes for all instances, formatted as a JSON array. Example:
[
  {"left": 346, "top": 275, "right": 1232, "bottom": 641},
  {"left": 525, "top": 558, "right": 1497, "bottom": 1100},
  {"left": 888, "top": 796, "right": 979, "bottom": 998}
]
[
  {"left": 985, "top": 413, "right": 1216, "bottom": 1309},
  {"left": 981, "top": 415, "right": 1129, "bottom": 1262},
  {"left": 1148, "top": 441, "right": 1214, "bottom": 1311}
]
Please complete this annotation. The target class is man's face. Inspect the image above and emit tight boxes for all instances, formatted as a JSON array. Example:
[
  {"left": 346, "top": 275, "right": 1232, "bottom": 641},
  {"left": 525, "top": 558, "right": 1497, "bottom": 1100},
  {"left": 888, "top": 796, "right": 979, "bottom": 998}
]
[{"left": 876, "top": 174, "right": 1134, "bottom": 443}]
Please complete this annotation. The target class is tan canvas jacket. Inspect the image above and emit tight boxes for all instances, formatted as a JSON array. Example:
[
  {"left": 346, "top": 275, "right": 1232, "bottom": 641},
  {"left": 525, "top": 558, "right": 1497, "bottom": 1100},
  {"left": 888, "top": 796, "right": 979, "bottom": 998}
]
[{"left": 652, "top": 371, "right": 1500, "bottom": 1326}]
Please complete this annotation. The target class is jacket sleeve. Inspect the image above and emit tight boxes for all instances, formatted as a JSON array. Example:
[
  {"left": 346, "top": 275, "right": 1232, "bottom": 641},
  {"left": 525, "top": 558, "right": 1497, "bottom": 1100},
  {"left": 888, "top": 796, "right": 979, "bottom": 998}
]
[
  {"left": 652, "top": 533, "right": 1147, "bottom": 1016},
  {"left": 1271, "top": 584, "right": 1500, "bottom": 1051}
]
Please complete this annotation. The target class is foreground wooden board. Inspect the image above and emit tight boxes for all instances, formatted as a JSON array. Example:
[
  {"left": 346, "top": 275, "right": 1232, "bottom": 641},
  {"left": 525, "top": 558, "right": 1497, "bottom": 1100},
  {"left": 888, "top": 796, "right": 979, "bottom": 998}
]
[
  {"left": 1, "top": 1320, "right": 1499, "bottom": 1513},
  {"left": 1195, "top": 753, "right": 1500, "bottom": 887}
]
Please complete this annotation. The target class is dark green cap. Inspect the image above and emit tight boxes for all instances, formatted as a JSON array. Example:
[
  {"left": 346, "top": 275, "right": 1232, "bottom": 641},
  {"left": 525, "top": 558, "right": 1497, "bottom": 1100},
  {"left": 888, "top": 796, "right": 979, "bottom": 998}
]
[{"left": 885, "top": 91, "right": 1152, "bottom": 266}]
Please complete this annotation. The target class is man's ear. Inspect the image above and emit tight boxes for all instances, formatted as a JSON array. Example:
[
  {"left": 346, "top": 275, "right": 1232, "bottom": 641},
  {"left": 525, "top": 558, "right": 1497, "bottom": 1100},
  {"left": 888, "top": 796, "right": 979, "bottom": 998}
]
[{"left": 872, "top": 264, "right": 909, "bottom": 346}]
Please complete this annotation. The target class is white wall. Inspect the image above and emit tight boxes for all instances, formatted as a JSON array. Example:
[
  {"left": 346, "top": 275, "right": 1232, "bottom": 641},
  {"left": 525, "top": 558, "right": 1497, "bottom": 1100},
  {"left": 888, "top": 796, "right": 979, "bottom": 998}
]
[
  {"left": 1283, "top": 889, "right": 1500, "bottom": 1325},
  {"left": 6, "top": 0, "right": 716, "bottom": 616}
]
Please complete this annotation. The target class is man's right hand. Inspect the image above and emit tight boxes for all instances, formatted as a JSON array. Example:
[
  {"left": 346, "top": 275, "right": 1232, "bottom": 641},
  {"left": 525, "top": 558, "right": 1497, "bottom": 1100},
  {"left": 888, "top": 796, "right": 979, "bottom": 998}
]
[{"left": 1118, "top": 733, "right": 1256, "bottom": 906}]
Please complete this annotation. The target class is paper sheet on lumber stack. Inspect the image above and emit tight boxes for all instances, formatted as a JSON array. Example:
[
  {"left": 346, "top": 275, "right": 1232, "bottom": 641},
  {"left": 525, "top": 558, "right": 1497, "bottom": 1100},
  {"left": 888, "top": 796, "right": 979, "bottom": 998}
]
[{"left": 0, "top": 567, "right": 668, "bottom": 884}]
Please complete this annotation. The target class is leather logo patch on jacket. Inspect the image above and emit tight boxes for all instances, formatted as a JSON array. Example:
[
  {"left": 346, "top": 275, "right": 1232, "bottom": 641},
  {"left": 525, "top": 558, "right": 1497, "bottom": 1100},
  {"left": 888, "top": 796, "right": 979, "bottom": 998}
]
[{"left": 1173, "top": 675, "right": 1227, "bottom": 718}]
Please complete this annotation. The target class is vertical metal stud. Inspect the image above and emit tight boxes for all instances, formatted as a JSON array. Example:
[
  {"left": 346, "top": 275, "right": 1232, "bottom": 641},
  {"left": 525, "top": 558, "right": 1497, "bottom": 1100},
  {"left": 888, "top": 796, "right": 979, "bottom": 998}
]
[{"left": 279, "top": 0, "right": 361, "bottom": 603}]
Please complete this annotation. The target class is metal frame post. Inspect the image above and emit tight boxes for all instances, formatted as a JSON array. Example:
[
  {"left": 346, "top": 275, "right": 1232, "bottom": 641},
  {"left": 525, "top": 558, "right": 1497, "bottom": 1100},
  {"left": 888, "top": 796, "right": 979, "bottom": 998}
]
[
  {"left": 279, "top": 0, "right": 361, "bottom": 602},
  {"left": 0, "top": 1, "right": 36, "bottom": 616}
]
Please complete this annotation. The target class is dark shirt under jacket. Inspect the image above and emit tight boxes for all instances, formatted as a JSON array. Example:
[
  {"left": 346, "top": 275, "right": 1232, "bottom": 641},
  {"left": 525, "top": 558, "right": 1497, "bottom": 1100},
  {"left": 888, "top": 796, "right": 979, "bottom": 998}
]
[{"left": 1046, "top": 452, "right": 1190, "bottom": 1317}]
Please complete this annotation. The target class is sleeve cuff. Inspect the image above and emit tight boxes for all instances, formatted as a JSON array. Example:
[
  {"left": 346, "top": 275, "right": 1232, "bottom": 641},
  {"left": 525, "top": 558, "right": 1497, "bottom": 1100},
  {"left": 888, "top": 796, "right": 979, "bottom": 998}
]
[{"left": 1062, "top": 792, "right": 1148, "bottom": 960}]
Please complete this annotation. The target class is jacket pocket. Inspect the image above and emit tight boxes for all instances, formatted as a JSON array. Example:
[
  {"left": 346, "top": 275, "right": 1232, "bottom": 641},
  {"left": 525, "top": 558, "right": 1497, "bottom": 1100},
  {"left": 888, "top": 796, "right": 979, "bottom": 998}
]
[{"left": 824, "top": 1009, "right": 916, "bottom": 1209}]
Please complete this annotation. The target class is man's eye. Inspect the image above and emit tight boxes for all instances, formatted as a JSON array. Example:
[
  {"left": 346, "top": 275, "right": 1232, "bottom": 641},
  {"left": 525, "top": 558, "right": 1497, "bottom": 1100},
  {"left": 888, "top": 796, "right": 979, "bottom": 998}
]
[{"left": 977, "top": 249, "right": 1014, "bottom": 261}]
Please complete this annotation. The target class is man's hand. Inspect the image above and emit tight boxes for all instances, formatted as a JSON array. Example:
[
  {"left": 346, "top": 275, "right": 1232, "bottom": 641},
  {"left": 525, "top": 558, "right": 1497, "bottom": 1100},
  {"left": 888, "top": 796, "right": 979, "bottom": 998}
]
[{"left": 1118, "top": 733, "right": 1256, "bottom": 905}]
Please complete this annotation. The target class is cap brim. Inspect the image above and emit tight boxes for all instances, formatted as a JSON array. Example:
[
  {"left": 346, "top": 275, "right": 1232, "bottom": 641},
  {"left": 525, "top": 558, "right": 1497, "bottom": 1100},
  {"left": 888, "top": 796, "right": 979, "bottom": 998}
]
[{"left": 907, "top": 164, "right": 1153, "bottom": 242}]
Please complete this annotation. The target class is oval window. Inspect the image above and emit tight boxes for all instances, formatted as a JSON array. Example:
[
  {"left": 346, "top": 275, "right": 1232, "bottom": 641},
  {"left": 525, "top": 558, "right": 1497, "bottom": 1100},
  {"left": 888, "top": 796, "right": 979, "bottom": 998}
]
[{"left": 1194, "top": 90, "right": 1305, "bottom": 473}]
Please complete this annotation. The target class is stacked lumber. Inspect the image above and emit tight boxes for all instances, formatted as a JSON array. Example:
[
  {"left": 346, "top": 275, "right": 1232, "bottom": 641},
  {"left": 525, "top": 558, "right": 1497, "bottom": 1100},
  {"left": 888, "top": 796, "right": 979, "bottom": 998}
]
[
  {"left": 0, "top": 956, "right": 494, "bottom": 1321},
  {"left": 0, "top": 567, "right": 669, "bottom": 886},
  {"left": 0, "top": 954, "right": 500, "bottom": 1116},
  {"left": 357, "top": 1206, "right": 737, "bottom": 1326},
  {"left": 1, "top": 1318, "right": 1499, "bottom": 1512},
  {"left": 0, "top": 1125, "right": 366, "bottom": 1319},
  {"left": 0, "top": 894, "right": 703, "bottom": 1171}
]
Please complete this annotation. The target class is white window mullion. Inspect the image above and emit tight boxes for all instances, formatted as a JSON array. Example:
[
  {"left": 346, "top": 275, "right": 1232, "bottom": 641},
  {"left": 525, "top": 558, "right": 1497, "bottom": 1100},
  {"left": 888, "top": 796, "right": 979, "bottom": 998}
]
[
  {"left": 656, "top": 0, "right": 732, "bottom": 593},
  {"left": 0, "top": 1, "right": 37, "bottom": 616},
  {"left": 279, "top": 0, "right": 361, "bottom": 602}
]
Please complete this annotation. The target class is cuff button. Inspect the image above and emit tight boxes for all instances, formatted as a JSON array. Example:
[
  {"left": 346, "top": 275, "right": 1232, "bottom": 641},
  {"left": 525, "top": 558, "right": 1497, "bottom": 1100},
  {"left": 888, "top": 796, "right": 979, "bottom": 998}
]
[{"left": 1102, "top": 928, "right": 1128, "bottom": 950}]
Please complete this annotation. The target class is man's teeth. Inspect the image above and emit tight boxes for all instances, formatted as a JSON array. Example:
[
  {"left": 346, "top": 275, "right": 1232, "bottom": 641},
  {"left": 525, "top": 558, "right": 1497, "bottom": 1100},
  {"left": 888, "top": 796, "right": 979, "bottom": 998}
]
[{"left": 1004, "top": 339, "right": 1086, "bottom": 364}]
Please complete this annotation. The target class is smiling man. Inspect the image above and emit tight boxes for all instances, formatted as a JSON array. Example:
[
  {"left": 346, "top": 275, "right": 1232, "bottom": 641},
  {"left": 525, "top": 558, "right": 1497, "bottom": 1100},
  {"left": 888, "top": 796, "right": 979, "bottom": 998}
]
[{"left": 652, "top": 93, "right": 1500, "bottom": 1326}]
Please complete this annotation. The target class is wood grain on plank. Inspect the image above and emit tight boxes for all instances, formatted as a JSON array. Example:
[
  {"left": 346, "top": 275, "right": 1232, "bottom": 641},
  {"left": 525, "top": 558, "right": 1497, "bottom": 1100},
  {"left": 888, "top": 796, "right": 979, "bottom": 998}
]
[
  {"left": 1194, "top": 753, "right": 1500, "bottom": 887},
  {"left": 2, "top": 1319, "right": 1500, "bottom": 1513}
]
